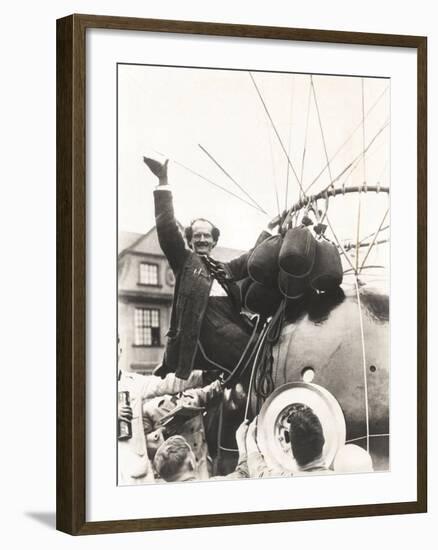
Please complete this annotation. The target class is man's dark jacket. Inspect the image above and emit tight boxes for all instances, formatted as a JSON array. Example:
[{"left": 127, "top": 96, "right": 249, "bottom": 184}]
[{"left": 154, "top": 188, "right": 269, "bottom": 379}]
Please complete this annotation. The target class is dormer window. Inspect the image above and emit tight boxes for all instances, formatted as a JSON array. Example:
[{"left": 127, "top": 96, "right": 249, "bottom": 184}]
[{"left": 139, "top": 262, "right": 159, "bottom": 286}]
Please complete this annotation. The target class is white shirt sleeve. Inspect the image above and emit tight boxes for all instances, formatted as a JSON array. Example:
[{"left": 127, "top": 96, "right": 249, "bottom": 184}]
[{"left": 142, "top": 370, "right": 204, "bottom": 400}]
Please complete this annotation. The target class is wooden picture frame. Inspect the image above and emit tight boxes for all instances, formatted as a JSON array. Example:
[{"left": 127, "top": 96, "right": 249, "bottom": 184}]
[{"left": 56, "top": 13, "right": 427, "bottom": 535}]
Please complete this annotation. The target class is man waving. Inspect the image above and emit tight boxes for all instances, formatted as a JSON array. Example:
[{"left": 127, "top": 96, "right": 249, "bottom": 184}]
[{"left": 143, "top": 157, "right": 270, "bottom": 382}]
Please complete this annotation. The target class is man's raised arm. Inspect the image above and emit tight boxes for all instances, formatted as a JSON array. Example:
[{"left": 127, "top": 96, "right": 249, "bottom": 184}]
[{"left": 143, "top": 157, "right": 188, "bottom": 272}]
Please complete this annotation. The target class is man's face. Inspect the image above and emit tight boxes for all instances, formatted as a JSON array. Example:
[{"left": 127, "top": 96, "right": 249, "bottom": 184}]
[
  {"left": 190, "top": 220, "right": 216, "bottom": 256},
  {"left": 146, "top": 428, "right": 166, "bottom": 460}
]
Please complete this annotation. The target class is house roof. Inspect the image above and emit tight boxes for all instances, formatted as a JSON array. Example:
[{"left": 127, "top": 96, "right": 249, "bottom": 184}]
[{"left": 118, "top": 231, "right": 142, "bottom": 254}]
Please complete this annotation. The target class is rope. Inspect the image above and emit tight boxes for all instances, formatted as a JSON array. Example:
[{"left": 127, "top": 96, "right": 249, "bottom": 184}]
[
  {"left": 335, "top": 140, "right": 385, "bottom": 199},
  {"left": 255, "top": 349, "right": 274, "bottom": 400},
  {"left": 197, "top": 341, "right": 232, "bottom": 374},
  {"left": 318, "top": 120, "right": 390, "bottom": 198},
  {"left": 253, "top": 301, "right": 286, "bottom": 403},
  {"left": 216, "top": 400, "right": 224, "bottom": 472},
  {"left": 272, "top": 184, "right": 389, "bottom": 226},
  {"left": 198, "top": 143, "right": 268, "bottom": 214},
  {"left": 343, "top": 265, "right": 385, "bottom": 274},
  {"left": 359, "top": 208, "right": 390, "bottom": 273},
  {"left": 215, "top": 316, "right": 263, "bottom": 461},
  {"left": 221, "top": 314, "right": 262, "bottom": 387},
  {"left": 303, "top": 119, "right": 390, "bottom": 201},
  {"left": 266, "top": 298, "right": 287, "bottom": 344},
  {"left": 285, "top": 75, "right": 296, "bottom": 210},
  {"left": 325, "top": 213, "right": 356, "bottom": 273},
  {"left": 198, "top": 312, "right": 262, "bottom": 387},
  {"left": 311, "top": 76, "right": 334, "bottom": 191},
  {"left": 359, "top": 225, "right": 389, "bottom": 245},
  {"left": 195, "top": 318, "right": 265, "bottom": 465},
  {"left": 334, "top": 121, "right": 389, "bottom": 193},
  {"left": 346, "top": 433, "right": 389, "bottom": 444},
  {"left": 353, "top": 276, "right": 370, "bottom": 453},
  {"left": 153, "top": 151, "right": 266, "bottom": 214},
  {"left": 304, "top": 85, "right": 389, "bottom": 194},
  {"left": 299, "top": 76, "right": 313, "bottom": 195},
  {"left": 342, "top": 239, "right": 389, "bottom": 252},
  {"left": 361, "top": 78, "right": 367, "bottom": 184},
  {"left": 218, "top": 445, "right": 239, "bottom": 453},
  {"left": 249, "top": 72, "right": 305, "bottom": 198},
  {"left": 268, "top": 183, "right": 389, "bottom": 235},
  {"left": 355, "top": 190, "right": 363, "bottom": 274},
  {"left": 354, "top": 79, "right": 366, "bottom": 274},
  {"left": 244, "top": 323, "right": 270, "bottom": 420},
  {"left": 266, "top": 117, "right": 282, "bottom": 218}
]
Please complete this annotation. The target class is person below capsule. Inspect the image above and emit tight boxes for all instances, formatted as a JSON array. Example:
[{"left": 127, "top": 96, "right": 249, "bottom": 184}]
[
  {"left": 244, "top": 405, "right": 374, "bottom": 478},
  {"left": 142, "top": 379, "right": 224, "bottom": 480},
  {"left": 142, "top": 156, "right": 274, "bottom": 383}
]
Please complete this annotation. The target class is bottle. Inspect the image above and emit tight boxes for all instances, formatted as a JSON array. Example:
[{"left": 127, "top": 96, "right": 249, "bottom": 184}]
[{"left": 118, "top": 391, "right": 132, "bottom": 440}]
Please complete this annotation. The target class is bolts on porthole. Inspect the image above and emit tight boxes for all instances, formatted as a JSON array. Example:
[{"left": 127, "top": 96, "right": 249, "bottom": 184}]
[{"left": 301, "top": 367, "right": 315, "bottom": 383}]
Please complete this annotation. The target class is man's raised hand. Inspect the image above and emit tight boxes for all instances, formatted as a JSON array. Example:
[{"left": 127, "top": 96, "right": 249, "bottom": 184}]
[{"left": 143, "top": 157, "right": 169, "bottom": 184}]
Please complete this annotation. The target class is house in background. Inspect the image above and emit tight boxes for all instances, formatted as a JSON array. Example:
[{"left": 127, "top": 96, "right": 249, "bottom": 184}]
[{"left": 118, "top": 226, "right": 243, "bottom": 374}]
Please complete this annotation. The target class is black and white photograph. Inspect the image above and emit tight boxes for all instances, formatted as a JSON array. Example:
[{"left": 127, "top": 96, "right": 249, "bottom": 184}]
[
  {"left": 117, "top": 64, "right": 390, "bottom": 486},
  {"left": 1, "top": 0, "right": 433, "bottom": 543}
]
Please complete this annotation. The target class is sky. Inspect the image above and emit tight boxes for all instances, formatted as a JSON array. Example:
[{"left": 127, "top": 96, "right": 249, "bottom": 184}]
[{"left": 118, "top": 63, "right": 390, "bottom": 274}]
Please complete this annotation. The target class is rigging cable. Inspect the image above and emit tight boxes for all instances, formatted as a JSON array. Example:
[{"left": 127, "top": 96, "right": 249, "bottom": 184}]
[
  {"left": 353, "top": 276, "right": 371, "bottom": 454},
  {"left": 214, "top": 317, "right": 263, "bottom": 461},
  {"left": 153, "top": 151, "right": 267, "bottom": 214},
  {"left": 359, "top": 225, "right": 389, "bottom": 245},
  {"left": 253, "top": 300, "right": 286, "bottom": 403},
  {"left": 266, "top": 115, "right": 282, "bottom": 218},
  {"left": 362, "top": 79, "right": 367, "bottom": 186},
  {"left": 304, "top": 85, "right": 389, "bottom": 194},
  {"left": 311, "top": 75, "right": 334, "bottom": 190},
  {"left": 132, "top": 73, "right": 267, "bottom": 215},
  {"left": 270, "top": 185, "right": 389, "bottom": 231},
  {"left": 359, "top": 208, "right": 390, "bottom": 273},
  {"left": 197, "top": 341, "right": 232, "bottom": 374},
  {"left": 316, "top": 119, "right": 390, "bottom": 196},
  {"left": 244, "top": 323, "right": 270, "bottom": 420},
  {"left": 325, "top": 214, "right": 356, "bottom": 273},
  {"left": 343, "top": 265, "right": 385, "bottom": 274},
  {"left": 198, "top": 143, "right": 268, "bottom": 214},
  {"left": 299, "top": 76, "right": 313, "bottom": 200},
  {"left": 249, "top": 72, "right": 306, "bottom": 199},
  {"left": 309, "top": 76, "right": 356, "bottom": 273},
  {"left": 335, "top": 136, "right": 387, "bottom": 197},
  {"left": 346, "top": 434, "right": 389, "bottom": 444},
  {"left": 285, "top": 75, "right": 296, "bottom": 210},
  {"left": 355, "top": 78, "right": 366, "bottom": 273},
  {"left": 221, "top": 314, "right": 262, "bottom": 387}
]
